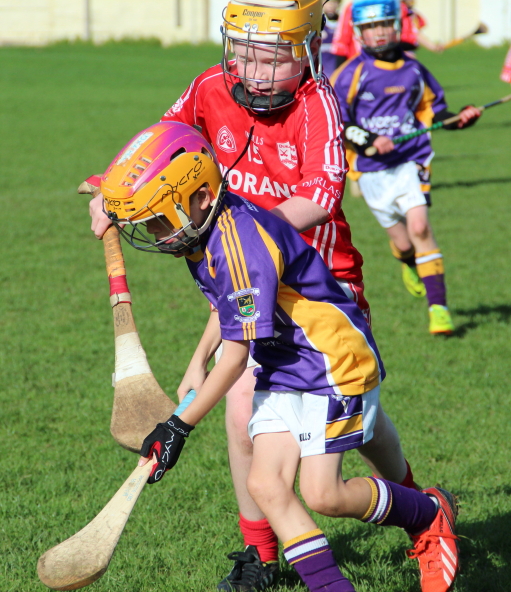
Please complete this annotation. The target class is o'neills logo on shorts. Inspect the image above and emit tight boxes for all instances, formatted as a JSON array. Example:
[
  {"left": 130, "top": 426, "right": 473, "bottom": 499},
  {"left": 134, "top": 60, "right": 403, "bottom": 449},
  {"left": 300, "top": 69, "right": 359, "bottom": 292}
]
[{"left": 243, "top": 8, "right": 265, "bottom": 17}]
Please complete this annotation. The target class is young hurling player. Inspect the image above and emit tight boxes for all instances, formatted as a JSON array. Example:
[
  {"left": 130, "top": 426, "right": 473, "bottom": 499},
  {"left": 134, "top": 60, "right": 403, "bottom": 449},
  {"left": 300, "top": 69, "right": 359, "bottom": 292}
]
[
  {"left": 331, "top": 0, "right": 481, "bottom": 335},
  {"left": 330, "top": 0, "right": 443, "bottom": 68},
  {"left": 100, "top": 121, "right": 460, "bottom": 592},
  {"left": 89, "top": 1, "right": 419, "bottom": 588}
]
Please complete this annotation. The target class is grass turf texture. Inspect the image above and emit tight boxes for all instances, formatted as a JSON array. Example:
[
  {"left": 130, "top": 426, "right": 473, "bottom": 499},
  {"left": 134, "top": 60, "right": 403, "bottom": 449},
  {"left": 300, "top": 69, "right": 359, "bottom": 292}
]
[{"left": 1, "top": 41, "right": 510, "bottom": 592}]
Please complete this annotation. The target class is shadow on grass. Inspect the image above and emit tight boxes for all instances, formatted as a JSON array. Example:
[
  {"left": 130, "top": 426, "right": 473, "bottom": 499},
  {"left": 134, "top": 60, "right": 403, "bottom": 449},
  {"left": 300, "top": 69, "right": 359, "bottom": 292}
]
[
  {"left": 456, "top": 509, "right": 511, "bottom": 592},
  {"left": 432, "top": 177, "right": 511, "bottom": 190},
  {"left": 450, "top": 304, "right": 511, "bottom": 337},
  {"left": 476, "top": 121, "right": 511, "bottom": 130},
  {"left": 275, "top": 505, "right": 511, "bottom": 591}
]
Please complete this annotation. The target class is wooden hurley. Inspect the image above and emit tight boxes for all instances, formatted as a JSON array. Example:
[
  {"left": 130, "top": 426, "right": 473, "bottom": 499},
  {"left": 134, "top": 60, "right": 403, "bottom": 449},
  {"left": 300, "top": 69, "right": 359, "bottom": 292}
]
[
  {"left": 37, "top": 391, "right": 197, "bottom": 590},
  {"left": 444, "top": 22, "right": 488, "bottom": 49},
  {"left": 78, "top": 178, "right": 176, "bottom": 453},
  {"left": 37, "top": 460, "right": 153, "bottom": 590}
]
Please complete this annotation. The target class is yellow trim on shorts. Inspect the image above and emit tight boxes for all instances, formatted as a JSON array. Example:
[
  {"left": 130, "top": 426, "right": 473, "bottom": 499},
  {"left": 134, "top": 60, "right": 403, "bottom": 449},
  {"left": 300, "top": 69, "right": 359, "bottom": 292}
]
[{"left": 326, "top": 412, "right": 363, "bottom": 440}]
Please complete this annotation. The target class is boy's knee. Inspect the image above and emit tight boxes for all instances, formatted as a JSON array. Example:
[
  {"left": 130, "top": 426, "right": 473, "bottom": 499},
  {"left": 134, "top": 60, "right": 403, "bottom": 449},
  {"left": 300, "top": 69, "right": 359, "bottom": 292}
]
[
  {"left": 408, "top": 219, "right": 430, "bottom": 241},
  {"left": 301, "top": 483, "right": 346, "bottom": 517},
  {"left": 247, "top": 471, "right": 288, "bottom": 507}
]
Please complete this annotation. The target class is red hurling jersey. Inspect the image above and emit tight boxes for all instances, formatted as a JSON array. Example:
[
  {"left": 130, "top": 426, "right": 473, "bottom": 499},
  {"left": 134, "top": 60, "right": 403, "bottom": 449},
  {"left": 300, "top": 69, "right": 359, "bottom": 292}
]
[{"left": 161, "top": 63, "right": 363, "bottom": 282}]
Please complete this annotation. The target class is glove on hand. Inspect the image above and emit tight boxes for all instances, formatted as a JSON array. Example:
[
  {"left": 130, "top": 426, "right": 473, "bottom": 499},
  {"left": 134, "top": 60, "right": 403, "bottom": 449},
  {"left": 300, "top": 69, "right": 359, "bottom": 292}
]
[{"left": 140, "top": 414, "right": 195, "bottom": 484}]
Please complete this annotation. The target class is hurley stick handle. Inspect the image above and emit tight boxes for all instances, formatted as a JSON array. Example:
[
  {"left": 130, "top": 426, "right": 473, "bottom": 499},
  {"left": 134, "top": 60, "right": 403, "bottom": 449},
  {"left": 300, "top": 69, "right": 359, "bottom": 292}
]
[{"left": 103, "top": 226, "right": 126, "bottom": 279}]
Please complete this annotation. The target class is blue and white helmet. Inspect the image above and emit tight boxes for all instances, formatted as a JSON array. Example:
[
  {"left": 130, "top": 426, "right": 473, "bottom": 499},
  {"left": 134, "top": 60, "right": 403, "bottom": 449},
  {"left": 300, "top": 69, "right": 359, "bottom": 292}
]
[{"left": 352, "top": 0, "right": 401, "bottom": 53}]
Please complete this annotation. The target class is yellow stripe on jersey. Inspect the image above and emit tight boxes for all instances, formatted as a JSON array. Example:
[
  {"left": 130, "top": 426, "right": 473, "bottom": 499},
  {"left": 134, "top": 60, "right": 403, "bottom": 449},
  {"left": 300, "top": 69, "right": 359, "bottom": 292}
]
[
  {"left": 253, "top": 220, "right": 284, "bottom": 279},
  {"left": 205, "top": 247, "right": 216, "bottom": 278},
  {"left": 330, "top": 54, "right": 360, "bottom": 87},
  {"left": 216, "top": 207, "right": 256, "bottom": 341},
  {"left": 346, "top": 62, "right": 364, "bottom": 106},
  {"left": 277, "top": 284, "right": 380, "bottom": 396},
  {"left": 373, "top": 58, "right": 405, "bottom": 71},
  {"left": 415, "top": 83, "right": 436, "bottom": 127},
  {"left": 218, "top": 210, "right": 244, "bottom": 292},
  {"left": 326, "top": 413, "right": 363, "bottom": 440},
  {"left": 224, "top": 208, "right": 251, "bottom": 288}
]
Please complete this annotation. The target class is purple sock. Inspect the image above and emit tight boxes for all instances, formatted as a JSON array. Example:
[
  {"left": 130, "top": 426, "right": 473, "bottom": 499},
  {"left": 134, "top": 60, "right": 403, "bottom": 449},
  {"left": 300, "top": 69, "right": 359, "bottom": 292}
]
[
  {"left": 362, "top": 477, "right": 437, "bottom": 533},
  {"left": 284, "top": 529, "right": 355, "bottom": 592},
  {"left": 422, "top": 273, "right": 447, "bottom": 306}
]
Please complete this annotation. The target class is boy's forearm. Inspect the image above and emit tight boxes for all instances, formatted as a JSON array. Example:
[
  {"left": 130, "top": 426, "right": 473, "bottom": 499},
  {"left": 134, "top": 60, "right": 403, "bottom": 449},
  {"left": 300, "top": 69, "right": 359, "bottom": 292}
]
[
  {"left": 178, "top": 340, "right": 250, "bottom": 425},
  {"left": 271, "top": 196, "right": 330, "bottom": 233},
  {"left": 190, "top": 309, "right": 222, "bottom": 367}
]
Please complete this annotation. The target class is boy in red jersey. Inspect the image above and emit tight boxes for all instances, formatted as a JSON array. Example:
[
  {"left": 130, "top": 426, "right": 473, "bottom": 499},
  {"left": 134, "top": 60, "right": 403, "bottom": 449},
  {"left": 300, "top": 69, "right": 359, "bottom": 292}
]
[{"left": 88, "top": 1, "right": 421, "bottom": 589}]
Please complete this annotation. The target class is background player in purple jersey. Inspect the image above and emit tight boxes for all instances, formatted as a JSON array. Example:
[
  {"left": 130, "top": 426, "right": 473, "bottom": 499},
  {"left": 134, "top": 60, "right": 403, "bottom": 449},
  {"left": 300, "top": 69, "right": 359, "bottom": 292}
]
[
  {"left": 331, "top": 0, "right": 481, "bottom": 335},
  {"left": 321, "top": 0, "right": 341, "bottom": 79},
  {"left": 103, "top": 121, "right": 460, "bottom": 592}
]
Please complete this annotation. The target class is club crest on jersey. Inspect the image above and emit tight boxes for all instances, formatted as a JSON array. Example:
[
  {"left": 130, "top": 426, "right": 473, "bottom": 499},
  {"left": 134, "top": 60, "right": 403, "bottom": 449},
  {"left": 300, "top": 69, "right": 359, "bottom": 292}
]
[
  {"left": 217, "top": 126, "right": 237, "bottom": 153},
  {"left": 323, "top": 163, "right": 343, "bottom": 182},
  {"left": 277, "top": 142, "right": 298, "bottom": 170},
  {"left": 237, "top": 294, "right": 256, "bottom": 317}
]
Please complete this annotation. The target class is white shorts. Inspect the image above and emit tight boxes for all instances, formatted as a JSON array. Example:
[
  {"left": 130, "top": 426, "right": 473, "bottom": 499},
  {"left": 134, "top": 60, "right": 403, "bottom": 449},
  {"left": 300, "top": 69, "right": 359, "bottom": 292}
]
[
  {"left": 248, "top": 386, "right": 380, "bottom": 457},
  {"left": 358, "top": 161, "right": 427, "bottom": 228}
]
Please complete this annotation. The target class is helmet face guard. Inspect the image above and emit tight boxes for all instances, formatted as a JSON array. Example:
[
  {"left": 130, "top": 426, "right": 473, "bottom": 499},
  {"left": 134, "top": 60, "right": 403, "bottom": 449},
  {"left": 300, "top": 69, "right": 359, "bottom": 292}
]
[
  {"left": 352, "top": 0, "right": 401, "bottom": 55},
  {"left": 221, "top": 0, "right": 324, "bottom": 115},
  {"left": 101, "top": 122, "right": 223, "bottom": 255}
]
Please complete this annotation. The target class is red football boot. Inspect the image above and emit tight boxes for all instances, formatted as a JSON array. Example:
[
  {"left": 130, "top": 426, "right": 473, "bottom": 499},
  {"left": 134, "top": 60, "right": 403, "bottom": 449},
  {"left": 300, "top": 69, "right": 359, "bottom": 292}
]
[{"left": 407, "top": 487, "right": 459, "bottom": 592}]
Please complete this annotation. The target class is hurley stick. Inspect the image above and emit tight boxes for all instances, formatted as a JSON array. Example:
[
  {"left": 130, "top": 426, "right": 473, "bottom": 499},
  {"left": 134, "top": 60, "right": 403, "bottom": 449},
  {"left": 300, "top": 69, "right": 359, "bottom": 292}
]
[
  {"left": 37, "top": 459, "right": 153, "bottom": 591},
  {"left": 37, "top": 391, "right": 197, "bottom": 590},
  {"left": 444, "top": 22, "right": 488, "bottom": 49},
  {"left": 364, "top": 93, "right": 511, "bottom": 156},
  {"left": 78, "top": 177, "right": 176, "bottom": 453}
]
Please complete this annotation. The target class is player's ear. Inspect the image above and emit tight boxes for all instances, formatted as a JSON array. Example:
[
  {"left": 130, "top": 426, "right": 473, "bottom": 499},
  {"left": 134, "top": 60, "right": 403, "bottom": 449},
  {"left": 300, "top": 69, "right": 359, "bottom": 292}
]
[
  {"left": 309, "top": 33, "right": 322, "bottom": 58},
  {"left": 196, "top": 184, "right": 213, "bottom": 211}
]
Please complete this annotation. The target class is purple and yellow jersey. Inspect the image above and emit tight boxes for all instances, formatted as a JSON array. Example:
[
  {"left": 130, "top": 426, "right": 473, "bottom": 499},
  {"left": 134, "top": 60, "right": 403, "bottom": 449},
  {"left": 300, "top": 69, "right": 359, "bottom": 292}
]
[
  {"left": 331, "top": 50, "right": 447, "bottom": 172},
  {"left": 187, "top": 192, "right": 384, "bottom": 397}
]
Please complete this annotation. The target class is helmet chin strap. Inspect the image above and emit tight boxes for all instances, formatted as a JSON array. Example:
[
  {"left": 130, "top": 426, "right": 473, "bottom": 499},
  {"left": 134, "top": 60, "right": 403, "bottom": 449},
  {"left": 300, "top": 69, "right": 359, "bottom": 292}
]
[{"left": 231, "top": 83, "right": 295, "bottom": 115}]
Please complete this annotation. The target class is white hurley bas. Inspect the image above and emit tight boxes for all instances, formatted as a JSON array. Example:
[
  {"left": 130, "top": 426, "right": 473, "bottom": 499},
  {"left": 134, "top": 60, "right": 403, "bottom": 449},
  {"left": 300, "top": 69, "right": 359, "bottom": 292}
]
[{"left": 78, "top": 177, "right": 177, "bottom": 453}]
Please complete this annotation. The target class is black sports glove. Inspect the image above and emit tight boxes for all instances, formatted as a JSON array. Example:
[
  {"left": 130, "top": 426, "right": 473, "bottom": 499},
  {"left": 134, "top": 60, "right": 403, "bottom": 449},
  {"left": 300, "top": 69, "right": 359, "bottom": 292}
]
[{"left": 140, "top": 414, "right": 195, "bottom": 484}]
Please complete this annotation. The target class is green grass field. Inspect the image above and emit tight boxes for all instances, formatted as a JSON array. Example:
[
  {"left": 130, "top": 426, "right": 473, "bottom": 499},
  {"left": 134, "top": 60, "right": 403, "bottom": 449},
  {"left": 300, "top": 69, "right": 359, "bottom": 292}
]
[{"left": 1, "top": 41, "right": 510, "bottom": 592}]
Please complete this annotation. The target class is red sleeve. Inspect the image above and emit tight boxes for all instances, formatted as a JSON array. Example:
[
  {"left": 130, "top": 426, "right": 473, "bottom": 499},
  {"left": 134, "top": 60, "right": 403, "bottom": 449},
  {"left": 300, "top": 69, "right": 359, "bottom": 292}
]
[
  {"left": 292, "top": 79, "right": 347, "bottom": 218},
  {"left": 160, "top": 65, "right": 224, "bottom": 145},
  {"left": 331, "top": 3, "right": 357, "bottom": 58},
  {"left": 400, "top": 3, "right": 420, "bottom": 47},
  {"left": 161, "top": 78, "right": 200, "bottom": 125}
]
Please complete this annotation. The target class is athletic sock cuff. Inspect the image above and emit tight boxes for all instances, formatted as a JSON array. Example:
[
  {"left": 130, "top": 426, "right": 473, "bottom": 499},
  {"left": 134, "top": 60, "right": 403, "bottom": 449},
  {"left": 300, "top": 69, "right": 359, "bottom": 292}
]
[
  {"left": 283, "top": 529, "right": 328, "bottom": 565},
  {"left": 361, "top": 477, "right": 393, "bottom": 524}
]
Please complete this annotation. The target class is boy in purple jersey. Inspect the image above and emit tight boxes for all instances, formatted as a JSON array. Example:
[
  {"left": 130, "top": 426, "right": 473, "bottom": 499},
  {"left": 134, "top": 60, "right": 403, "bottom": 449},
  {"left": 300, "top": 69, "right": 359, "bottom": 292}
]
[
  {"left": 331, "top": 0, "right": 481, "bottom": 335},
  {"left": 103, "top": 121, "right": 460, "bottom": 592},
  {"left": 321, "top": 1, "right": 341, "bottom": 79}
]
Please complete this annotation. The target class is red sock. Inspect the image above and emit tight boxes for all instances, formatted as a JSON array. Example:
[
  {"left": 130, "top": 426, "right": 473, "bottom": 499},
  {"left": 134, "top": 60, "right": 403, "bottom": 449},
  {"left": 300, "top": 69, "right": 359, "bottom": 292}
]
[
  {"left": 239, "top": 514, "right": 278, "bottom": 563},
  {"left": 372, "top": 460, "right": 417, "bottom": 490},
  {"left": 400, "top": 460, "right": 417, "bottom": 490}
]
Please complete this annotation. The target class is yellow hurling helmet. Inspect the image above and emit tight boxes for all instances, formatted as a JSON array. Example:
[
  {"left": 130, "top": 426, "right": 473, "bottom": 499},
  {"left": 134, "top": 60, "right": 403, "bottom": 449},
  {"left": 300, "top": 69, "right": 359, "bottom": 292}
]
[
  {"left": 102, "top": 121, "right": 223, "bottom": 255},
  {"left": 222, "top": 0, "right": 325, "bottom": 113}
]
